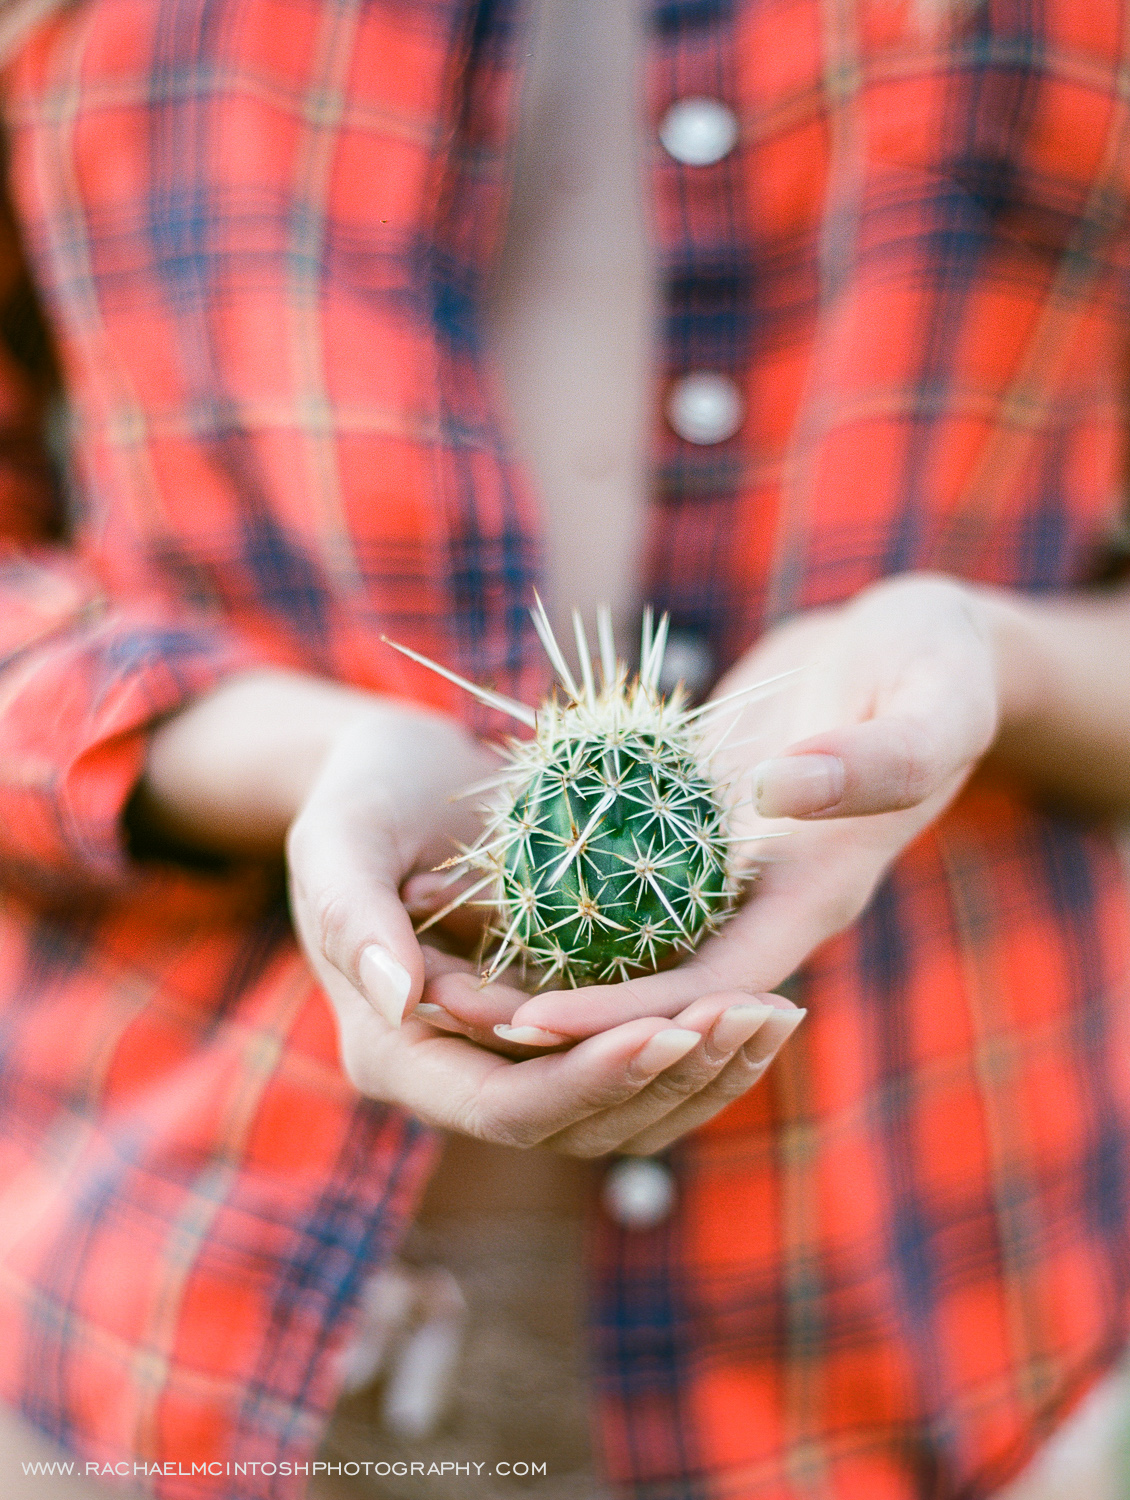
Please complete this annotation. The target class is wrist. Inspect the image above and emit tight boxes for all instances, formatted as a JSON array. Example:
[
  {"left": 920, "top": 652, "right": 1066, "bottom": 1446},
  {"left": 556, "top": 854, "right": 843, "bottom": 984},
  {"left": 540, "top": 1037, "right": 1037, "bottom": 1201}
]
[
  {"left": 138, "top": 669, "right": 410, "bottom": 858},
  {"left": 969, "top": 585, "right": 1049, "bottom": 744}
]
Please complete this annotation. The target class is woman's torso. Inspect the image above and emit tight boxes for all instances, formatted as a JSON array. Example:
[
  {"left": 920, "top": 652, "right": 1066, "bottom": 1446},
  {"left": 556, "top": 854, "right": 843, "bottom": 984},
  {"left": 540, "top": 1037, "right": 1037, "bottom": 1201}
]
[
  {"left": 483, "top": 0, "right": 653, "bottom": 659},
  {"left": 4, "top": 5, "right": 1130, "bottom": 1496}
]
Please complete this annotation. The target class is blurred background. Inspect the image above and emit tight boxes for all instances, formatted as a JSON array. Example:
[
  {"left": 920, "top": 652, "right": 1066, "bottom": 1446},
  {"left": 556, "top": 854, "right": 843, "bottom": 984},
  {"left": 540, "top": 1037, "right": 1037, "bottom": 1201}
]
[{"left": 313, "top": 1141, "right": 608, "bottom": 1500}]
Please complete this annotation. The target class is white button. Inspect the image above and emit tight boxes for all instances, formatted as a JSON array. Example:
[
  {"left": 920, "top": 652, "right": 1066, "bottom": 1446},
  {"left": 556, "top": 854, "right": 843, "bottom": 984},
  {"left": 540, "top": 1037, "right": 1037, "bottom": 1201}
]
[
  {"left": 666, "top": 371, "right": 744, "bottom": 445},
  {"left": 657, "top": 630, "right": 714, "bottom": 698},
  {"left": 602, "top": 1158, "right": 676, "bottom": 1230},
  {"left": 659, "top": 97, "right": 739, "bottom": 166}
]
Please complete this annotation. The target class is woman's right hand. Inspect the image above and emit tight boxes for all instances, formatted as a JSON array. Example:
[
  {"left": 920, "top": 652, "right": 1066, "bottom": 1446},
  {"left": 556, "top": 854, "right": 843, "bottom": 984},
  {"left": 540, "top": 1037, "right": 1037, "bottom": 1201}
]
[{"left": 139, "top": 668, "right": 802, "bottom": 1155}]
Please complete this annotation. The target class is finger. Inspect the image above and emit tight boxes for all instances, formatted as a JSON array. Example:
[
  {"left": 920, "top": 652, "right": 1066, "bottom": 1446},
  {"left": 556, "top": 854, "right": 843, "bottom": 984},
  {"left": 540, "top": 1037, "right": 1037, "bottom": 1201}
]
[
  {"left": 344, "top": 1004, "right": 711, "bottom": 1147},
  {"left": 411, "top": 1002, "right": 490, "bottom": 1042},
  {"left": 499, "top": 962, "right": 722, "bottom": 1039},
  {"left": 614, "top": 1001, "right": 806, "bottom": 1155},
  {"left": 412, "top": 1000, "right": 570, "bottom": 1058},
  {"left": 420, "top": 950, "right": 570, "bottom": 1044},
  {"left": 288, "top": 806, "right": 422, "bottom": 1028},
  {"left": 506, "top": 838, "right": 878, "bottom": 1038},
  {"left": 498, "top": 902, "right": 782, "bottom": 1037},
  {"left": 332, "top": 967, "right": 711, "bottom": 1144},
  {"left": 487, "top": 947, "right": 746, "bottom": 1040},
  {"left": 754, "top": 677, "right": 995, "bottom": 820},
  {"left": 463, "top": 1020, "right": 714, "bottom": 1146},
  {"left": 402, "top": 869, "right": 494, "bottom": 945},
  {"left": 543, "top": 996, "right": 798, "bottom": 1158}
]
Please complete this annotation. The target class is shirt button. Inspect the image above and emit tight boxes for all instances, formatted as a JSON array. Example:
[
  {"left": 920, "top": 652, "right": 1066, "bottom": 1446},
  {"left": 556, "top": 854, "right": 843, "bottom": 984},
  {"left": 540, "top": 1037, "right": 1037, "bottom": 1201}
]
[
  {"left": 659, "top": 96, "right": 739, "bottom": 166},
  {"left": 602, "top": 1158, "right": 676, "bottom": 1230},
  {"left": 666, "top": 371, "right": 744, "bottom": 445},
  {"left": 657, "top": 630, "right": 715, "bottom": 699}
]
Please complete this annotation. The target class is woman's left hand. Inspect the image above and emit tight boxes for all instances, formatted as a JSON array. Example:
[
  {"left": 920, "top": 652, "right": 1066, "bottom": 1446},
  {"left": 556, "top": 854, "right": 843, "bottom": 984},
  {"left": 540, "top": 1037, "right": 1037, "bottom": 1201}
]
[{"left": 422, "top": 572, "right": 1012, "bottom": 1045}]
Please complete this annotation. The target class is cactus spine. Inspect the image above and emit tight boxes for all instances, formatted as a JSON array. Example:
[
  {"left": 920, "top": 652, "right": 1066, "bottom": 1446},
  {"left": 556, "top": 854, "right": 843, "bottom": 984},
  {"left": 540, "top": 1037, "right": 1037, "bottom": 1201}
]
[{"left": 386, "top": 600, "right": 785, "bottom": 987}]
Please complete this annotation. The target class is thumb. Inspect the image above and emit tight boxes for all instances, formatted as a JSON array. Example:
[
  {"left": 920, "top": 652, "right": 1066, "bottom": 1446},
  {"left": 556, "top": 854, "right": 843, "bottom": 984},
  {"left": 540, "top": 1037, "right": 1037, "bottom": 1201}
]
[
  {"left": 753, "top": 707, "right": 990, "bottom": 820},
  {"left": 287, "top": 806, "right": 424, "bottom": 1028}
]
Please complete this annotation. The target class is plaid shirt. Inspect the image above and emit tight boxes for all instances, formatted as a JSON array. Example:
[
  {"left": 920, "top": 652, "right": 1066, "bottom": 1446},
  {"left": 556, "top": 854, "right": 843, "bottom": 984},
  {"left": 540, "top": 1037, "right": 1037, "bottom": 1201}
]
[{"left": 2, "top": 1, "right": 1130, "bottom": 1496}]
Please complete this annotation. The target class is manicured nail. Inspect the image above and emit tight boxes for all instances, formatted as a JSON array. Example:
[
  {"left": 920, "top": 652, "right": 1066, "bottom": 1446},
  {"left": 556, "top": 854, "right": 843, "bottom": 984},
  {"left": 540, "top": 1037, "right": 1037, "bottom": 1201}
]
[
  {"left": 413, "top": 1002, "right": 461, "bottom": 1031},
  {"left": 754, "top": 755, "right": 844, "bottom": 818},
  {"left": 358, "top": 945, "right": 412, "bottom": 1027},
  {"left": 633, "top": 1028, "right": 702, "bottom": 1077},
  {"left": 708, "top": 1001, "right": 775, "bottom": 1055},
  {"left": 756, "top": 1006, "right": 807, "bottom": 1050},
  {"left": 493, "top": 1024, "right": 570, "bottom": 1046},
  {"left": 401, "top": 872, "right": 453, "bottom": 909}
]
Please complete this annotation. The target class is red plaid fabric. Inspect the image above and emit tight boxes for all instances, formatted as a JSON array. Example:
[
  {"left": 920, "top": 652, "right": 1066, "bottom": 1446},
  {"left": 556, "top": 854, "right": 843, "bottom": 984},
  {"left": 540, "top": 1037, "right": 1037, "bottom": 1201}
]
[
  {"left": 0, "top": 0, "right": 537, "bottom": 1492},
  {"left": 0, "top": 1, "right": 1129, "bottom": 1497},
  {"left": 594, "top": 4, "right": 1130, "bottom": 1498}
]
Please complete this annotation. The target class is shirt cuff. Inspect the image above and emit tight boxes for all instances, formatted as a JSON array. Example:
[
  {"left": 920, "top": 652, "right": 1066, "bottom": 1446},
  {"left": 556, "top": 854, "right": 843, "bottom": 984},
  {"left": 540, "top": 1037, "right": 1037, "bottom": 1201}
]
[{"left": 0, "top": 606, "right": 264, "bottom": 890}]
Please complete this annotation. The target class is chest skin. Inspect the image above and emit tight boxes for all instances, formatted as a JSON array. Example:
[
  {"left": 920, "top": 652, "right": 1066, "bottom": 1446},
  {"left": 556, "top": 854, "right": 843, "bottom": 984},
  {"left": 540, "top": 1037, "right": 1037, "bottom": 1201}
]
[{"left": 483, "top": 0, "right": 656, "bottom": 662}]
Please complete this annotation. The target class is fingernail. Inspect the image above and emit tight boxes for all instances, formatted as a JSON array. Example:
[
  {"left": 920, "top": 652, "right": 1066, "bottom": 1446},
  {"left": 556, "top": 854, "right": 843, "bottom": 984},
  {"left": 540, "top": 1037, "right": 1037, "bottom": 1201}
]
[
  {"left": 755, "top": 1006, "right": 807, "bottom": 1050},
  {"left": 493, "top": 1024, "right": 570, "bottom": 1046},
  {"left": 708, "top": 1001, "right": 775, "bottom": 1055},
  {"left": 358, "top": 945, "right": 412, "bottom": 1028},
  {"left": 633, "top": 1028, "right": 702, "bottom": 1077},
  {"left": 402, "top": 872, "right": 453, "bottom": 909},
  {"left": 413, "top": 1002, "right": 460, "bottom": 1030},
  {"left": 754, "top": 755, "right": 844, "bottom": 818}
]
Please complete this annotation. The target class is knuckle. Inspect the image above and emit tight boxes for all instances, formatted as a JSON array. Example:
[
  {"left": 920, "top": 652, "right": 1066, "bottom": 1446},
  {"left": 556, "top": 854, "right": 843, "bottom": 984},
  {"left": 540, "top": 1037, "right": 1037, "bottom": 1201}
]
[
  {"left": 700, "top": 1037, "right": 740, "bottom": 1068},
  {"left": 636, "top": 1067, "right": 699, "bottom": 1109},
  {"left": 723, "top": 1051, "right": 770, "bottom": 1095},
  {"left": 335, "top": 1026, "right": 382, "bottom": 1097},
  {"left": 449, "top": 1097, "right": 543, "bottom": 1150},
  {"left": 573, "top": 1128, "right": 627, "bottom": 1158},
  {"left": 575, "top": 1139, "right": 618, "bottom": 1160},
  {"left": 310, "top": 886, "right": 355, "bottom": 966},
  {"left": 892, "top": 718, "right": 937, "bottom": 807},
  {"left": 491, "top": 1119, "right": 545, "bottom": 1150},
  {"left": 570, "top": 1073, "right": 643, "bottom": 1117},
  {"left": 618, "top": 1138, "right": 669, "bottom": 1157},
  {"left": 338, "top": 1048, "right": 372, "bottom": 1096},
  {"left": 550, "top": 1130, "right": 614, "bottom": 1160},
  {"left": 444, "top": 1094, "right": 486, "bottom": 1140}
]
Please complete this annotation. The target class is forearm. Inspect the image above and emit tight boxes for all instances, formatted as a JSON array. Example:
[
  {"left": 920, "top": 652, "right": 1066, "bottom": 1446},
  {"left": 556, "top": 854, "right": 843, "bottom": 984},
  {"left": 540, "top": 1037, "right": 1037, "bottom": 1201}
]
[
  {"left": 132, "top": 580, "right": 1130, "bottom": 868},
  {"left": 982, "top": 582, "right": 1130, "bottom": 818},
  {"left": 133, "top": 670, "right": 376, "bottom": 859},
  {"left": 134, "top": 668, "right": 478, "bottom": 862}
]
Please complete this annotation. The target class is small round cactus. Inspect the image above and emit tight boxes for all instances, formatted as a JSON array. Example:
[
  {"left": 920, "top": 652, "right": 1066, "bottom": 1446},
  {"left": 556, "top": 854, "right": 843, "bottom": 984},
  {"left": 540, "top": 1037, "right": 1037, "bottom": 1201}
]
[{"left": 386, "top": 600, "right": 784, "bottom": 988}]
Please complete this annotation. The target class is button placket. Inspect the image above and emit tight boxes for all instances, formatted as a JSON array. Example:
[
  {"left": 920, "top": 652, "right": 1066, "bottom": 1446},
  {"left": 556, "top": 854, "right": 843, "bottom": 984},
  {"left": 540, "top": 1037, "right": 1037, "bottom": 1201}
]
[
  {"left": 645, "top": 0, "right": 751, "bottom": 671},
  {"left": 654, "top": 57, "right": 744, "bottom": 449}
]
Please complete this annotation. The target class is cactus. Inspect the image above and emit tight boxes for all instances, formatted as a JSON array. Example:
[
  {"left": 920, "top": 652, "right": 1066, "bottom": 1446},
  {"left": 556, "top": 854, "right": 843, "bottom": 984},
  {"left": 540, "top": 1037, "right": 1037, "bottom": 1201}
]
[{"left": 385, "top": 600, "right": 786, "bottom": 988}]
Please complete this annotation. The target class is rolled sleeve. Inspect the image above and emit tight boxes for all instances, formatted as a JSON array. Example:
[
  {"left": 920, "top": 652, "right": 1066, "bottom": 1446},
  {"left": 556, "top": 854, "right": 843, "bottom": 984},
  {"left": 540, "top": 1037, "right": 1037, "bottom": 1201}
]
[{"left": 0, "top": 554, "right": 263, "bottom": 888}]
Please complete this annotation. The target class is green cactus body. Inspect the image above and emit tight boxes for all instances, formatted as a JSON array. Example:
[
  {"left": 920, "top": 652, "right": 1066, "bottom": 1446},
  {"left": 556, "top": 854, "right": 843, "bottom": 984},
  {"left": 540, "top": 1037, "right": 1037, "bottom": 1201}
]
[
  {"left": 385, "top": 600, "right": 786, "bottom": 988},
  {"left": 499, "top": 728, "right": 731, "bottom": 983}
]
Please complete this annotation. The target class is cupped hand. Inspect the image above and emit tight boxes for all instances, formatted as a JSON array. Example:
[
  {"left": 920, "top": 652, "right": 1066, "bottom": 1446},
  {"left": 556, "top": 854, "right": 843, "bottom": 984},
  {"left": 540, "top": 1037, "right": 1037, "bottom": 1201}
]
[
  {"left": 433, "top": 573, "right": 1005, "bottom": 1042},
  {"left": 283, "top": 694, "right": 805, "bottom": 1154},
  {"left": 285, "top": 702, "right": 499, "bottom": 1028},
  {"left": 331, "top": 981, "right": 800, "bottom": 1155}
]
